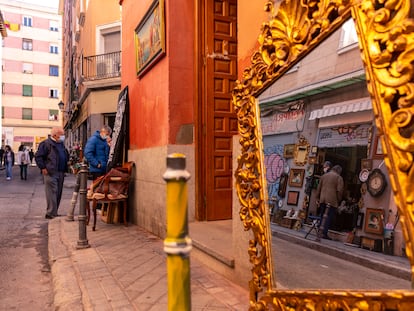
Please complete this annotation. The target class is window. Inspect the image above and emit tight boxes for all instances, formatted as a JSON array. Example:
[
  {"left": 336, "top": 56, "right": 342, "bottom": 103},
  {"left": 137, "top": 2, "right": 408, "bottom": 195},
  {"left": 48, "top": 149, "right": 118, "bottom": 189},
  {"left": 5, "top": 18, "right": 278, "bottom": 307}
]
[
  {"left": 49, "top": 109, "right": 58, "bottom": 121},
  {"left": 22, "top": 108, "right": 32, "bottom": 120},
  {"left": 49, "top": 20, "right": 58, "bottom": 32},
  {"left": 22, "top": 39, "right": 33, "bottom": 51},
  {"left": 49, "top": 45, "right": 58, "bottom": 54},
  {"left": 338, "top": 19, "right": 358, "bottom": 50},
  {"left": 49, "top": 65, "right": 59, "bottom": 76},
  {"left": 2, "top": 107, "right": 3, "bottom": 119},
  {"left": 22, "top": 85, "right": 32, "bottom": 96},
  {"left": 49, "top": 88, "right": 59, "bottom": 98},
  {"left": 23, "top": 63, "right": 33, "bottom": 74},
  {"left": 23, "top": 16, "right": 32, "bottom": 27}
]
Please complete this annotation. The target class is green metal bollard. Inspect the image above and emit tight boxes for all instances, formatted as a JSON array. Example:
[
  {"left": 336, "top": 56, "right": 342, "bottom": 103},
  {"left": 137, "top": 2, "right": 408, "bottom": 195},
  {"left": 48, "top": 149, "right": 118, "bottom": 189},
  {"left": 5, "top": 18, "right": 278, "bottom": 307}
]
[
  {"left": 163, "top": 153, "right": 192, "bottom": 311},
  {"left": 77, "top": 162, "right": 90, "bottom": 249}
]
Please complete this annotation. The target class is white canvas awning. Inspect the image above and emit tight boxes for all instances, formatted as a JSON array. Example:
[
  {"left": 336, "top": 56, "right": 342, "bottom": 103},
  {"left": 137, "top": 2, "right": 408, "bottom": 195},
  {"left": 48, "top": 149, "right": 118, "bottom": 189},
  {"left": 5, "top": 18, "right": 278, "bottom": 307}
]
[{"left": 309, "top": 97, "right": 372, "bottom": 120}]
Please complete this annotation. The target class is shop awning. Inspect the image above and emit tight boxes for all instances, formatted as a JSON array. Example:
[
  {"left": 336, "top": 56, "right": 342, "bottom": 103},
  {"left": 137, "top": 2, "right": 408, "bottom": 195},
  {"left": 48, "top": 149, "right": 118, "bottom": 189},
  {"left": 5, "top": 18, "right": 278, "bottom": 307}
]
[{"left": 309, "top": 97, "right": 372, "bottom": 120}]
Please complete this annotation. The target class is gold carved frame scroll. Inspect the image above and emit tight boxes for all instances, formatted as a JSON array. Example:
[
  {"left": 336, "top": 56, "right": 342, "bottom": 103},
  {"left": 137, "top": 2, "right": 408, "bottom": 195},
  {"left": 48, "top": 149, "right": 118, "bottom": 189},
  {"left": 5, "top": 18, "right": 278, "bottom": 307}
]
[{"left": 233, "top": 0, "right": 414, "bottom": 309}]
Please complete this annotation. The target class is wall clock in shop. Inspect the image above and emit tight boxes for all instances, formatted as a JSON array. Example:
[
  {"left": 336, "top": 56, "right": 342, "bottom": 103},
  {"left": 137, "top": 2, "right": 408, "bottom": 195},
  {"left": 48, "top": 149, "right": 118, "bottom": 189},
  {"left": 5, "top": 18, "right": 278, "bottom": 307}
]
[{"left": 367, "top": 168, "right": 387, "bottom": 197}]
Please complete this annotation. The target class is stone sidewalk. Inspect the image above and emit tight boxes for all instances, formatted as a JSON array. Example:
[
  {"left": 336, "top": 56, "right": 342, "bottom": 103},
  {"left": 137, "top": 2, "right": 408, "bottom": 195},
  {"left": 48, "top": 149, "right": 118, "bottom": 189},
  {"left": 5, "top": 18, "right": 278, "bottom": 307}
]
[{"left": 48, "top": 175, "right": 249, "bottom": 311}]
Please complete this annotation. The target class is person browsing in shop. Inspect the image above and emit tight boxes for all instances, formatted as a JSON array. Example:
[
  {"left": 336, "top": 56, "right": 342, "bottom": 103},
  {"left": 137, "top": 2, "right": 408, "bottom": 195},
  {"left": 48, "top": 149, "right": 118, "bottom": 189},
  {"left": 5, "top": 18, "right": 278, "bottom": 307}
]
[
  {"left": 84, "top": 125, "right": 112, "bottom": 181},
  {"left": 315, "top": 164, "right": 344, "bottom": 240}
]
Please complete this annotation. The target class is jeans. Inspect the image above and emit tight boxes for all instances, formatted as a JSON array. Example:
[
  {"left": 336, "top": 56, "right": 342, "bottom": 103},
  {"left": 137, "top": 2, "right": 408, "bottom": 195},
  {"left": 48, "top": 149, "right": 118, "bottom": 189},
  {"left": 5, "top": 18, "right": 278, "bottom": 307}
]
[
  {"left": 319, "top": 203, "right": 336, "bottom": 237},
  {"left": 20, "top": 164, "right": 28, "bottom": 180},
  {"left": 5, "top": 162, "right": 12, "bottom": 178}
]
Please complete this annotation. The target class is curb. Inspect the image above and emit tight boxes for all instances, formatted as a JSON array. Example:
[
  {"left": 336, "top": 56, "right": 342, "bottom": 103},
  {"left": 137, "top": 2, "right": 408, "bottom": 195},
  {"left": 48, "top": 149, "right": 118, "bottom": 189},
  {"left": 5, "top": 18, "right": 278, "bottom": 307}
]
[
  {"left": 271, "top": 229, "right": 411, "bottom": 281},
  {"left": 48, "top": 218, "right": 84, "bottom": 310}
]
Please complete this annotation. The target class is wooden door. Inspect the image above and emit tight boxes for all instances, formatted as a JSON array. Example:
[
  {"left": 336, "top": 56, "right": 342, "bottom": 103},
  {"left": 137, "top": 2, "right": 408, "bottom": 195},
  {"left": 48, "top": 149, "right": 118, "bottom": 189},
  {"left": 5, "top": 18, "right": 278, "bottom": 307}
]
[{"left": 199, "top": 0, "right": 238, "bottom": 220}]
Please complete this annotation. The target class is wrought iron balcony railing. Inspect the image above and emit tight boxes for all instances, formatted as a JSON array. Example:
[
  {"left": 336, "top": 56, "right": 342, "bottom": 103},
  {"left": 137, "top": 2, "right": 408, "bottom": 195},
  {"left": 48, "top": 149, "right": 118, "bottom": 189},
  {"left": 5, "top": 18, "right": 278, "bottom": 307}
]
[{"left": 82, "top": 51, "right": 121, "bottom": 80}]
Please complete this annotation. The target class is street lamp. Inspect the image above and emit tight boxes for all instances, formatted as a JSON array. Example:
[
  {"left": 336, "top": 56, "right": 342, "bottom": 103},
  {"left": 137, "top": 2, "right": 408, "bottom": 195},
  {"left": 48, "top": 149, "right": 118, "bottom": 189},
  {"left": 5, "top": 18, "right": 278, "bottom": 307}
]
[{"left": 58, "top": 100, "right": 64, "bottom": 112}]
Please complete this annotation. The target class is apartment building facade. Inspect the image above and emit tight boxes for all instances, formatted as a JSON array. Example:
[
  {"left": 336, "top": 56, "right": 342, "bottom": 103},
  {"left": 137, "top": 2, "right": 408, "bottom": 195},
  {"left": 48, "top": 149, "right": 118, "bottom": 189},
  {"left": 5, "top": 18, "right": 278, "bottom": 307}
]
[
  {"left": 59, "top": 0, "right": 121, "bottom": 150},
  {"left": 1, "top": 0, "right": 62, "bottom": 152}
]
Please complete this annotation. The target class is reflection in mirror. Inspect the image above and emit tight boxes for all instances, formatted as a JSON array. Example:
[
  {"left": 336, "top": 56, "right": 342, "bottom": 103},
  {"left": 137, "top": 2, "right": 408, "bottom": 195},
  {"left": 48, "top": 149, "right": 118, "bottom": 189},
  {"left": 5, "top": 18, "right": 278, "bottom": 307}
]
[{"left": 258, "top": 18, "right": 411, "bottom": 290}]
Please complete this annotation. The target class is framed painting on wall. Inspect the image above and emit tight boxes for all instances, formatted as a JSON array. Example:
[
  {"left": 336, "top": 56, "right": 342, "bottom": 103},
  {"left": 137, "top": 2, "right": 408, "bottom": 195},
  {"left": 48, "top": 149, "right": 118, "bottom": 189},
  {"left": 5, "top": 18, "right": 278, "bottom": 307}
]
[
  {"left": 135, "top": 0, "right": 166, "bottom": 78},
  {"left": 373, "top": 135, "right": 384, "bottom": 158},
  {"left": 283, "top": 144, "right": 295, "bottom": 158},
  {"left": 287, "top": 191, "right": 299, "bottom": 206},
  {"left": 364, "top": 208, "right": 384, "bottom": 235},
  {"left": 288, "top": 169, "right": 305, "bottom": 187}
]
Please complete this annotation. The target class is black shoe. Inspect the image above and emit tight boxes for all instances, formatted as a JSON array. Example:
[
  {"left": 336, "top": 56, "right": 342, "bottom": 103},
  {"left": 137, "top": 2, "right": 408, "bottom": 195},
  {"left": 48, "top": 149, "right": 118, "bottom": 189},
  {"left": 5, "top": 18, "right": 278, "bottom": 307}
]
[
  {"left": 322, "top": 235, "right": 332, "bottom": 240},
  {"left": 45, "top": 214, "right": 54, "bottom": 219}
]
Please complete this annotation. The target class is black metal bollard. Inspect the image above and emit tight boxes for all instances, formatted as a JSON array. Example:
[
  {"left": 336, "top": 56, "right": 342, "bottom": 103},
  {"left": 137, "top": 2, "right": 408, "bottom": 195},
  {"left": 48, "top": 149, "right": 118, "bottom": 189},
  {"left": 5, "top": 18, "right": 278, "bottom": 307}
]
[{"left": 77, "top": 162, "right": 90, "bottom": 249}]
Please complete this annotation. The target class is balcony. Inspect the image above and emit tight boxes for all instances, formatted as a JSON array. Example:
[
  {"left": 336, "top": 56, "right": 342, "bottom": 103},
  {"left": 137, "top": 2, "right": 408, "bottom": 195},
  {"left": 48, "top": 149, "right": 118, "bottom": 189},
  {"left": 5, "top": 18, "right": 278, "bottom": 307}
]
[{"left": 82, "top": 51, "right": 121, "bottom": 81}]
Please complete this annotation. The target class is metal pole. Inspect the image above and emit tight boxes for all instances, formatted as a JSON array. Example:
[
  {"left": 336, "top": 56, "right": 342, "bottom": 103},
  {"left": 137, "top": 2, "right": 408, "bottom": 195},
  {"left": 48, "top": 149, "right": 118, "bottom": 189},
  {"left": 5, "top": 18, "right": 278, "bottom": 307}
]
[
  {"left": 162, "top": 153, "right": 191, "bottom": 311},
  {"left": 77, "top": 162, "right": 90, "bottom": 249},
  {"left": 66, "top": 172, "right": 80, "bottom": 221}
]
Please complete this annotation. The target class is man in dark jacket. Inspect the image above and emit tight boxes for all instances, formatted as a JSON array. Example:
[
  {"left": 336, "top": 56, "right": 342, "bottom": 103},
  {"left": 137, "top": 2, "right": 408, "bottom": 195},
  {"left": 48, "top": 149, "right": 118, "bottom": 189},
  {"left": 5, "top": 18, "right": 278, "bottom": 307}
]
[
  {"left": 315, "top": 164, "right": 344, "bottom": 240},
  {"left": 35, "top": 127, "right": 69, "bottom": 219},
  {"left": 84, "top": 125, "right": 112, "bottom": 180}
]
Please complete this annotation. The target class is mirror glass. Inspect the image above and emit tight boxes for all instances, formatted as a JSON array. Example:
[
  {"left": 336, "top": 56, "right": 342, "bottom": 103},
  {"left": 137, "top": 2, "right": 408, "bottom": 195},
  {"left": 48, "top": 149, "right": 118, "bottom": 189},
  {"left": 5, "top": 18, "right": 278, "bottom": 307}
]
[{"left": 257, "top": 18, "right": 411, "bottom": 290}]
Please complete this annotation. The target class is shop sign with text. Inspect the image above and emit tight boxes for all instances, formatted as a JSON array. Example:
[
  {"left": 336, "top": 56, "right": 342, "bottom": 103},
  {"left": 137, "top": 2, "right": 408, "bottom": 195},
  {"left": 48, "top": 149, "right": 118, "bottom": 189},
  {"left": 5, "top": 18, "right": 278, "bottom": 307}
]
[
  {"left": 261, "top": 108, "right": 305, "bottom": 136},
  {"left": 318, "top": 123, "right": 370, "bottom": 147}
]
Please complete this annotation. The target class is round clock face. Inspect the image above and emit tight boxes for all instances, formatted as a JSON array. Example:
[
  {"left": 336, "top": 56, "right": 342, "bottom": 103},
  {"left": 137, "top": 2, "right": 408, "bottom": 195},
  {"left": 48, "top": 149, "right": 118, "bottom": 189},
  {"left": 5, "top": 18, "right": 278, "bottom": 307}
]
[{"left": 367, "top": 169, "right": 387, "bottom": 197}]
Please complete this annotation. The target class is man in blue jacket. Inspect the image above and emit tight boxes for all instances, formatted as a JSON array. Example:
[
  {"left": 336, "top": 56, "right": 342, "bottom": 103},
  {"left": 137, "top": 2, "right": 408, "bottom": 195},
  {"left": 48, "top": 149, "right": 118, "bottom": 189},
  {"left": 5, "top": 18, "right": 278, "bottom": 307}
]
[
  {"left": 35, "top": 126, "right": 69, "bottom": 219},
  {"left": 84, "top": 125, "right": 112, "bottom": 180}
]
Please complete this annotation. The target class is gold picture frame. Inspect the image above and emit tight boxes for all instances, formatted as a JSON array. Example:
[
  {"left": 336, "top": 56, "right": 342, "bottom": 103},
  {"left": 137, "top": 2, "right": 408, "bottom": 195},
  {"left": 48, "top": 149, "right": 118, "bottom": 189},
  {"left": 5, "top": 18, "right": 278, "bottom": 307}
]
[
  {"left": 288, "top": 168, "right": 305, "bottom": 188},
  {"left": 134, "top": 0, "right": 166, "bottom": 78},
  {"left": 232, "top": 0, "right": 414, "bottom": 308},
  {"left": 283, "top": 144, "right": 295, "bottom": 158},
  {"left": 364, "top": 208, "right": 385, "bottom": 235}
]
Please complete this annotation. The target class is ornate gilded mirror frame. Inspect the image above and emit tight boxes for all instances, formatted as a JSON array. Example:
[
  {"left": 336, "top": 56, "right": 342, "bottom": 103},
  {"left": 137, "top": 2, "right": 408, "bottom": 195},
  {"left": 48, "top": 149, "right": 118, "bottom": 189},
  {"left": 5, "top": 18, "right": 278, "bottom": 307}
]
[
  {"left": 233, "top": 0, "right": 414, "bottom": 309},
  {"left": 294, "top": 136, "right": 310, "bottom": 166}
]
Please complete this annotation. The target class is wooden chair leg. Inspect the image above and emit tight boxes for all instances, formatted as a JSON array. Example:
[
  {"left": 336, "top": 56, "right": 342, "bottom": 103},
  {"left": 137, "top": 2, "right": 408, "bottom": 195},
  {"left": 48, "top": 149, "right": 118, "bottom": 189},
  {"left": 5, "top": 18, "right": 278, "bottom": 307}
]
[
  {"left": 92, "top": 200, "right": 98, "bottom": 231},
  {"left": 123, "top": 200, "right": 128, "bottom": 226}
]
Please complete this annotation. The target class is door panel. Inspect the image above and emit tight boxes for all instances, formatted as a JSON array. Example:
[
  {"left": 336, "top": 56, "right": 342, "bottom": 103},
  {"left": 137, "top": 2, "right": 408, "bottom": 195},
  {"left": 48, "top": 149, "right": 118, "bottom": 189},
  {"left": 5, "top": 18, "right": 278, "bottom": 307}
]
[{"left": 204, "top": 0, "right": 238, "bottom": 220}]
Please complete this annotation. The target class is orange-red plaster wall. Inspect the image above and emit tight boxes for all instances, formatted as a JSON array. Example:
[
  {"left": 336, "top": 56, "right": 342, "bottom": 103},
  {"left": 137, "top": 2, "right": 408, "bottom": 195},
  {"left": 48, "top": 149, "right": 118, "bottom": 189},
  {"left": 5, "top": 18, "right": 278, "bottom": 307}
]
[
  {"left": 237, "top": 0, "right": 268, "bottom": 79},
  {"left": 121, "top": 0, "right": 195, "bottom": 149}
]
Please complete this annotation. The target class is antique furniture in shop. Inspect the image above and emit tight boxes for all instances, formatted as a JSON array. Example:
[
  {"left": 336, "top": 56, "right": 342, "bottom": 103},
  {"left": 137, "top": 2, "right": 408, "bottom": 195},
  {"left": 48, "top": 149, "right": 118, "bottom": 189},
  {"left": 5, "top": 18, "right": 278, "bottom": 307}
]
[
  {"left": 87, "top": 161, "right": 134, "bottom": 231},
  {"left": 232, "top": 0, "right": 414, "bottom": 309}
]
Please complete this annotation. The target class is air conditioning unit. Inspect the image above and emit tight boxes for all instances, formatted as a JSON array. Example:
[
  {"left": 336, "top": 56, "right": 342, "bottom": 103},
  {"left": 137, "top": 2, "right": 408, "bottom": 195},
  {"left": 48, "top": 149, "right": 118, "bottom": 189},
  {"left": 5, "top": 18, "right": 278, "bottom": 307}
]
[{"left": 75, "top": 31, "right": 80, "bottom": 42}]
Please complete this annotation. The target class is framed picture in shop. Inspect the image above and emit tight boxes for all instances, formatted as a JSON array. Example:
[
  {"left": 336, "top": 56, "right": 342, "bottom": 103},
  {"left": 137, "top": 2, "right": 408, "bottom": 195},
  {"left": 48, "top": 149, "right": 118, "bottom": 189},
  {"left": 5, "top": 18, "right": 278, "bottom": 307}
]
[
  {"left": 286, "top": 191, "right": 299, "bottom": 206},
  {"left": 288, "top": 168, "right": 305, "bottom": 187},
  {"left": 283, "top": 144, "right": 295, "bottom": 158},
  {"left": 373, "top": 135, "right": 384, "bottom": 158},
  {"left": 364, "top": 208, "right": 384, "bottom": 235},
  {"left": 361, "top": 158, "right": 372, "bottom": 170}
]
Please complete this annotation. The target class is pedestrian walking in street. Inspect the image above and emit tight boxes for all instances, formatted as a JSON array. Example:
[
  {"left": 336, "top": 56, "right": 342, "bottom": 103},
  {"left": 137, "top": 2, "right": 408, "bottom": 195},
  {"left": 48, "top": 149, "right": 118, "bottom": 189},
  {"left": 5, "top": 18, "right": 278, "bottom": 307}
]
[
  {"left": 0, "top": 146, "right": 4, "bottom": 167},
  {"left": 84, "top": 125, "right": 112, "bottom": 181},
  {"left": 35, "top": 127, "right": 69, "bottom": 219},
  {"left": 315, "top": 164, "right": 344, "bottom": 240},
  {"left": 3, "top": 145, "right": 15, "bottom": 181},
  {"left": 17, "top": 145, "right": 30, "bottom": 180},
  {"left": 29, "top": 148, "right": 34, "bottom": 166}
]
